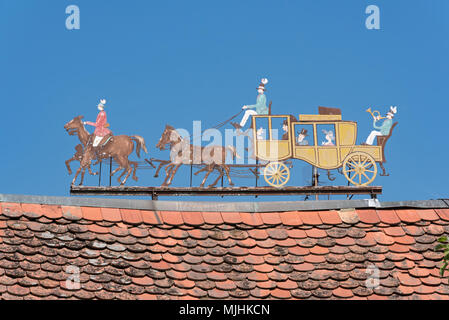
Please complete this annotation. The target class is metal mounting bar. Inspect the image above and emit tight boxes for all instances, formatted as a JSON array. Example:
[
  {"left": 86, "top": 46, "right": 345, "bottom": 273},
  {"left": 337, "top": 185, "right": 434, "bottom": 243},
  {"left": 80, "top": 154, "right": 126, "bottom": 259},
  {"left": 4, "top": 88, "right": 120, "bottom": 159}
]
[{"left": 70, "top": 185, "right": 382, "bottom": 200}]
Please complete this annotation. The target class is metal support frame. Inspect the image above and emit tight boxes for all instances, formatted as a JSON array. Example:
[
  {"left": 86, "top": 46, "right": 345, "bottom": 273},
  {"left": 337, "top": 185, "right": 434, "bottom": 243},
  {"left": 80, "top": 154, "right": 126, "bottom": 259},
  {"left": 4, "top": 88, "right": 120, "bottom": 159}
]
[{"left": 71, "top": 185, "right": 382, "bottom": 200}]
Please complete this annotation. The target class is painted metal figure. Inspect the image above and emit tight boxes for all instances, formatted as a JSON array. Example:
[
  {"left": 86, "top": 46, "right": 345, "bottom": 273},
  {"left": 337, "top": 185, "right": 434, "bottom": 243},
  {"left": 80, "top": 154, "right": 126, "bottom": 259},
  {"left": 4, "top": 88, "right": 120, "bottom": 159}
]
[
  {"left": 231, "top": 78, "right": 269, "bottom": 130},
  {"left": 364, "top": 106, "right": 397, "bottom": 145}
]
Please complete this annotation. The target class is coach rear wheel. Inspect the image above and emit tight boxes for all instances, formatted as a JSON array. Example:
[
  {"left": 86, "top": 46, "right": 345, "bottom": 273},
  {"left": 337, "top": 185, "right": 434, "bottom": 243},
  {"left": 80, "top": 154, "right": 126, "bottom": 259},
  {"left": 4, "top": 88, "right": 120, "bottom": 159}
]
[
  {"left": 342, "top": 152, "right": 377, "bottom": 186},
  {"left": 264, "top": 162, "right": 290, "bottom": 188}
]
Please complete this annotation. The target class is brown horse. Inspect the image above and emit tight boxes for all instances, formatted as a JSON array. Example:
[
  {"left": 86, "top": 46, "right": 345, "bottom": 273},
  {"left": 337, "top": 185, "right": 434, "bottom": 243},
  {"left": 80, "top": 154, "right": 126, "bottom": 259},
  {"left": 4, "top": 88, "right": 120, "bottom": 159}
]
[
  {"left": 64, "top": 115, "right": 148, "bottom": 185},
  {"left": 64, "top": 116, "right": 102, "bottom": 180},
  {"left": 156, "top": 125, "right": 239, "bottom": 187},
  {"left": 65, "top": 144, "right": 98, "bottom": 176}
]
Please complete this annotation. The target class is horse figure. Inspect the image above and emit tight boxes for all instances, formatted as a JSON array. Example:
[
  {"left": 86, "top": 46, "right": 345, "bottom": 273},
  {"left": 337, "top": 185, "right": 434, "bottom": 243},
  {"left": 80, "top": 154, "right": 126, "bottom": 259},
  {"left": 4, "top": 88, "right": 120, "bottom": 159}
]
[
  {"left": 64, "top": 115, "right": 148, "bottom": 185},
  {"left": 64, "top": 116, "right": 102, "bottom": 179},
  {"left": 156, "top": 124, "right": 240, "bottom": 187}
]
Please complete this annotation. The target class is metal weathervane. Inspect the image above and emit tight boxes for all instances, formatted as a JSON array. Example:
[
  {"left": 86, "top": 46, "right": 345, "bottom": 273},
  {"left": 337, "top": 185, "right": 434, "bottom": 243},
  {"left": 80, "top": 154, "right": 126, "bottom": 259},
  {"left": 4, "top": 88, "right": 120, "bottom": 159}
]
[
  {"left": 64, "top": 99, "right": 148, "bottom": 186},
  {"left": 66, "top": 82, "right": 398, "bottom": 199}
]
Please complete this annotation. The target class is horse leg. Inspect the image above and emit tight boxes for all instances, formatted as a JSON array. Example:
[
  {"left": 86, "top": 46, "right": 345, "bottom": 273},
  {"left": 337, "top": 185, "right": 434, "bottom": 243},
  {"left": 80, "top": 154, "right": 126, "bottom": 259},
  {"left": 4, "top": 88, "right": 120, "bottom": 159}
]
[
  {"left": 200, "top": 165, "right": 213, "bottom": 188},
  {"left": 194, "top": 166, "right": 208, "bottom": 176},
  {"left": 130, "top": 161, "right": 139, "bottom": 181},
  {"left": 87, "top": 164, "right": 98, "bottom": 176},
  {"left": 79, "top": 167, "right": 87, "bottom": 186},
  {"left": 110, "top": 166, "right": 122, "bottom": 177},
  {"left": 154, "top": 160, "right": 169, "bottom": 178},
  {"left": 117, "top": 160, "right": 128, "bottom": 184},
  {"left": 161, "top": 163, "right": 174, "bottom": 186},
  {"left": 72, "top": 166, "right": 82, "bottom": 185},
  {"left": 223, "top": 165, "right": 234, "bottom": 186},
  {"left": 208, "top": 166, "right": 224, "bottom": 188},
  {"left": 166, "top": 163, "right": 182, "bottom": 186},
  {"left": 65, "top": 156, "right": 77, "bottom": 175},
  {"left": 120, "top": 159, "right": 135, "bottom": 185}
]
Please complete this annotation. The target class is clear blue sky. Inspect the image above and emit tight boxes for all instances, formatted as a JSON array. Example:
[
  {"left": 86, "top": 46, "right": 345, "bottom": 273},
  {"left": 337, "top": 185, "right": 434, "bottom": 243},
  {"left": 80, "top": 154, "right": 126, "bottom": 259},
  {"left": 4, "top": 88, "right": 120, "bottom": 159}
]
[{"left": 1, "top": 0, "right": 448, "bottom": 202}]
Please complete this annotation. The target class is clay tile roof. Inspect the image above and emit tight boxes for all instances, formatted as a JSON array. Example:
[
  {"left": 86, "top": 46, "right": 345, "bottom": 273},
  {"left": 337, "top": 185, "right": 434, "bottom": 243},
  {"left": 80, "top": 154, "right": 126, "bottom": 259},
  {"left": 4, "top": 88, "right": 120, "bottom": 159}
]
[{"left": 0, "top": 194, "right": 449, "bottom": 300}]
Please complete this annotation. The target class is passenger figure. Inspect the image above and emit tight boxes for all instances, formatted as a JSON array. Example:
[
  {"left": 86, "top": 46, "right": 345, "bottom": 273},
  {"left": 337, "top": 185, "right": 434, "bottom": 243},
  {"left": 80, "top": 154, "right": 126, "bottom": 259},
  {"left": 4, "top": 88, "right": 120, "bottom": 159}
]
[
  {"left": 281, "top": 120, "right": 289, "bottom": 140},
  {"left": 364, "top": 106, "right": 397, "bottom": 145},
  {"left": 321, "top": 130, "right": 335, "bottom": 146},
  {"left": 231, "top": 78, "right": 269, "bottom": 131},
  {"left": 296, "top": 129, "right": 309, "bottom": 146},
  {"left": 256, "top": 127, "right": 266, "bottom": 140}
]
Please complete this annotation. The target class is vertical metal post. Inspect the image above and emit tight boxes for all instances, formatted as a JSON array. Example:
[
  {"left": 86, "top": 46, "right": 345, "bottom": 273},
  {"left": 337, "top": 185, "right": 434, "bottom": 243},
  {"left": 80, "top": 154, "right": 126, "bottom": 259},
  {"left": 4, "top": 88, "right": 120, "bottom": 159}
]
[
  {"left": 190, "top": 164, "right": 193, "bottom": 187},
  {"left": 313, "top": 166, "right": 318, "bottom": 201},
  {"left": 109, "top": 157, "right": 112, "bottom": 186},
  {"left": 98, "top": 161, "right": 102, "bottom": 187},
  {"left": 347, "top": 171, "right": 351, "bottom": 199},
  {"left": 255, "top": 158, "right": 259, "bottom": 187}
]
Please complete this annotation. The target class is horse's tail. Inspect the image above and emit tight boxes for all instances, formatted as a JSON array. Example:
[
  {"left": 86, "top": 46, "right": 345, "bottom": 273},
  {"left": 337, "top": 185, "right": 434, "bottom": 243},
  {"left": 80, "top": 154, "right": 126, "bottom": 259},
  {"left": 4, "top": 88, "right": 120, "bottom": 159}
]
[
  {"left": 226, "top": 145, "right": 241, "bottom": 159},
  {"left": 131, "top": 135, "right": 148, "bottom": 158}
]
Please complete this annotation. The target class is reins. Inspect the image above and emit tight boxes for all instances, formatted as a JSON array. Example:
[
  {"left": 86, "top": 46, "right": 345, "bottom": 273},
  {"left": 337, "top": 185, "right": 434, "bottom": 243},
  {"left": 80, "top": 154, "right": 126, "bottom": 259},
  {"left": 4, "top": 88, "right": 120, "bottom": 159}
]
[{"left": 185, "top": 110, "right": 244, "bottom": 140}]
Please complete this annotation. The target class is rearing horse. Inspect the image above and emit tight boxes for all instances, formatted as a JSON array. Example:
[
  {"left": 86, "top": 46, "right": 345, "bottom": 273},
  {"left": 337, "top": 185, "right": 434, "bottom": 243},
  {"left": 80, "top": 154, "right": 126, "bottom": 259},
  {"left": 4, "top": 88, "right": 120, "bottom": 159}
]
[
  {"left": 64, "top": 115, "right": 148, "bottom": 185},
  {"left": 156, "top": 125, "right": 239, "bottom": 187}
]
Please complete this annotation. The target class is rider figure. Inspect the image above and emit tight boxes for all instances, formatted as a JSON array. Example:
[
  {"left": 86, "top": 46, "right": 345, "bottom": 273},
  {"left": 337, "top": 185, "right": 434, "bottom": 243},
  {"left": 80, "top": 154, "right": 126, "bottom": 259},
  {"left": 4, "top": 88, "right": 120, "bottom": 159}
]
[{"left": 84, "top": 99, "right": 113, "bottom": 150}]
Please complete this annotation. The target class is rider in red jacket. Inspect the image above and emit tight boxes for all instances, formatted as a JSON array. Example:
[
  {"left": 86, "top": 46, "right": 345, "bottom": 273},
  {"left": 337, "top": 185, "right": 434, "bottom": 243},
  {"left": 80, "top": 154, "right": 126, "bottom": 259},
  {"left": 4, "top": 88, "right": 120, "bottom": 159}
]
[{"left": 84, "top": 99, "right": 112, "bottom": 148}]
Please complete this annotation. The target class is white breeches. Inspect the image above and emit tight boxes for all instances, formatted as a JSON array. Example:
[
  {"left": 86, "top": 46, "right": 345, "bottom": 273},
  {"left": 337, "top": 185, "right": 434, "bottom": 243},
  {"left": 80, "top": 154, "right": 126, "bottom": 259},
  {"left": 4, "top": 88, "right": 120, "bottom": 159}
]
[
  {"left": 366, "top": 130, "right": 382, "bottom": 145},
  {"left": 93, "top": 136, "right": 103, "bottom": 147},
  {"left": 240, "top": 110, "right": 258, "bottom": 127}
]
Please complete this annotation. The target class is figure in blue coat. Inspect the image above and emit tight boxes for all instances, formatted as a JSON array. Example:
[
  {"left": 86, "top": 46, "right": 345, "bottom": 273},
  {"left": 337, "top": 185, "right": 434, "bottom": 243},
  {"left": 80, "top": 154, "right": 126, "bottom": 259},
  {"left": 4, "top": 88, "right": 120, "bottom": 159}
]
[
  {"left": 232, "top": 78, "right": 269, "bottom": 131},
  {"left": 364, "top": 106, "right": 397, "bottom": 145}
]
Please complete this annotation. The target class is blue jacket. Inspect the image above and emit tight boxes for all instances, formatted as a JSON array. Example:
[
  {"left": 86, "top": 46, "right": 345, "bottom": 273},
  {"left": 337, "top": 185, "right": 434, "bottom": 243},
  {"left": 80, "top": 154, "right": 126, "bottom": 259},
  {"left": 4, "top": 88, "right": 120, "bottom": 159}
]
[
  {"left": 247, "top": 94, "right": 268, "bottom": 115},
  {"left": 373, "top": 118, "right": 393, "bottom": 135}
]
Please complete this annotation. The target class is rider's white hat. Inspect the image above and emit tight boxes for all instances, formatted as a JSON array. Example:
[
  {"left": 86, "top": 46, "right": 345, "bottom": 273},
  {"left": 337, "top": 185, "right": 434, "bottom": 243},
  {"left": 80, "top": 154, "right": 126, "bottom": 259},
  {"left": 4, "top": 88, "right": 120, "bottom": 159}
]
[{"left": 257, "top": 78, "right": 268, "bottom": 91}]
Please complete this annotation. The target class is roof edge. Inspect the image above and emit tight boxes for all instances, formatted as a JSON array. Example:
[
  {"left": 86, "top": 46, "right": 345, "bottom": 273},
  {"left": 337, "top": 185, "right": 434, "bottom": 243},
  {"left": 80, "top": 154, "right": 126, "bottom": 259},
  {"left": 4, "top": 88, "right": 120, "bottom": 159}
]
[{"left": 0, "top": 193, "right": 448, "bottom": 212}]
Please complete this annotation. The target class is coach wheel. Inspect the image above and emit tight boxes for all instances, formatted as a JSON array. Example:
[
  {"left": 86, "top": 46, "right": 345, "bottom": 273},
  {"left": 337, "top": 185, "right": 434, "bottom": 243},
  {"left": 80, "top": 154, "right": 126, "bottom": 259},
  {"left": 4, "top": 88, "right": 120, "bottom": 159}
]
[
  {"left": 342, "top": 152, "right": 377, "bottom": 186},
  {"left": 263, "top": 162, "right": 290, "bottom": 188}
]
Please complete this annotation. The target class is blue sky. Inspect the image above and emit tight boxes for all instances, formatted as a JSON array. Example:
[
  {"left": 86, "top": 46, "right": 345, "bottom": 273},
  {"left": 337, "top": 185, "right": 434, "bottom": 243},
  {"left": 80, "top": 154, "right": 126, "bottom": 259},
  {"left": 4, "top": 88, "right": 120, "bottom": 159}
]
[{"left": 1, "top": 0, "right": 448, "bottom": 202}]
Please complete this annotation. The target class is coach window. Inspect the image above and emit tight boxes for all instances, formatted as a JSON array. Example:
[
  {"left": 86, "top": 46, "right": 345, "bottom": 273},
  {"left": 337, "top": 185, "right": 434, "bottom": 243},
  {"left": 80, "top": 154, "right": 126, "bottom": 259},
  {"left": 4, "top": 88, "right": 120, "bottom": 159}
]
[
  {"left": 293, "top": 124, "right": 314, "bottom": 146},
  {"left": 270, "top": 117, "right": 289, "bottom": 141},
  {"left": 254, "top": 117, "right": 269, "bottom": 140}
]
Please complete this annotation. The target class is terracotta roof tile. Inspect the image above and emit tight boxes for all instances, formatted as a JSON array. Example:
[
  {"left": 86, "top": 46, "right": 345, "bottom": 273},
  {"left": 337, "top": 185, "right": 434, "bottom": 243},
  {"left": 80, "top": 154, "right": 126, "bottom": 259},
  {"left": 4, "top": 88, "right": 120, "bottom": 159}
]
[
  {"left": 338, "top": 209, "right": 359, "bottom": 224},
  {"left": 333, "top": 287, "right": 354, "bottom": 298},
  {"left": 298, "top": 211, "right": 322, "bottom": 225},
  {"left": 160, "top": 211, "right": 184, "bottom": 226},
  {"left": 396, "top": 209, "right": 421, "bottom": 223},
  {"left": 81, "top": 207, "right": 102, "bottom": 221},
  {"left": 435, "top": 209, "right": 449, "bottom": 221},
  {"left": 61, "top": 206, "right": 83, "bottom": 221},
  {"left": 403, "top": 226, "right": 424, "bottom": 236},
  {"left": 376, "top": 209, "right": 401, "bottom": 224},
  {"left": 305, "top": 228, "right": 327, "bottom": 238},
  {"left": 279, "top": 212, "right": 302, "bottom": 226},
  {"left": 41, "top": 205, "right": 63, "bottom": 219},
  {"left": 356, "top": 209, "right": 380, "bottom": 224},
  {"left": 20, "top": 203, "right": 43, "bottom": 218},
  {"left": 201, "top": 212, "right": 223, "bottom": 225},
  {"left": 121, "top": 209, "right": 143, "bottom": 225},
  {"left": 240, "top": 212, "right": 263, "bottom": 226},
  {"left": 384, "top": 227, "right": 406, "bottom": 237},
  {"left": 100, "top": 208, "right": 122, "bottom": 222},
  {"left": 318, "top": 210, "right": 342, "bottom": 225},
  {"left": 220, "top": 212, "right": 242, "bottom": 224},
  {"left": 141, "top": 210, "right": 162, "bottom": 225},
  {"left": 260, "top": 212, "right": 282, "bottom": 225},
  {"left": 416, "top": 209, "right": 440, "bottom": 221},
  {"left": 181, "top": 211, "right": 204, "bottom": 226},
  {"left": 1, "top": 202, "right": 23, "bottom": 217}
]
